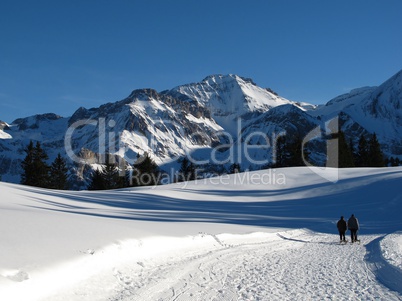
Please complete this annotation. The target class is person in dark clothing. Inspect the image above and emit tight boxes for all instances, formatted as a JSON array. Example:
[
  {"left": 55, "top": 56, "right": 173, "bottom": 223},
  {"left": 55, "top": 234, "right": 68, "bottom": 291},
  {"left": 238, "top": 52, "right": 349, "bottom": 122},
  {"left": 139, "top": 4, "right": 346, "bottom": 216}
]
[
  {"left": 337, "top": 216, "right": 347, "bottom": 242},
  {"left": 347, "top": 214, "right": 360, "bottom": 242}
]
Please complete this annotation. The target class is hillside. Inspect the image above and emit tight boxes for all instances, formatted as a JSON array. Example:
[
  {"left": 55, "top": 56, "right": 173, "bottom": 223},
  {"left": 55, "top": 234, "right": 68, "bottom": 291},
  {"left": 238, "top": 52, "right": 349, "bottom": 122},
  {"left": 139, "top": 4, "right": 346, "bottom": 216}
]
[{"left": 0, "top": 167, "right": 402, "bottom": 300}]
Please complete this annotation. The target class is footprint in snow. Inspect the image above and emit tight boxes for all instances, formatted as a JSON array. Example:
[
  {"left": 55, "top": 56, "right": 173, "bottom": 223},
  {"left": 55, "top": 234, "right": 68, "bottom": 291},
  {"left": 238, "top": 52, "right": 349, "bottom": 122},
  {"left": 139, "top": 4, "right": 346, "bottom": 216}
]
[{"left": 3, "top": 270, "right": 29, "bottom": 282}]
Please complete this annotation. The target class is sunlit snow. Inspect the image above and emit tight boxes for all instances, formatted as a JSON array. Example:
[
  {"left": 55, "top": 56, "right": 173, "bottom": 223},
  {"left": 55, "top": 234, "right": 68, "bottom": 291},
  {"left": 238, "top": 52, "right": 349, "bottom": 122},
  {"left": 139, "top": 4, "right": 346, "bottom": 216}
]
[{"left": 1, "top": 167, "right": 402, "bottom": 300}]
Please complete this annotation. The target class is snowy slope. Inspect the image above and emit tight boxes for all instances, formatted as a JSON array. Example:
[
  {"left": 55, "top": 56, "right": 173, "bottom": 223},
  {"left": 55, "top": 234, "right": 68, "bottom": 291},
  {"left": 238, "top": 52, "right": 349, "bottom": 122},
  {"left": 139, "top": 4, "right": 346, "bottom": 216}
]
[
  {"left": 66, "top": 89, "right": 223, "bottom": 166},
  {"left": 165, "top": 74, "right": 297, "bottom": 134},
  {"left": 349, "top": 70, "right": 402, "bottom": 140},
  {"left": 0, "top": 130, "right": 12, "bottom": 140},
  {"left": 1, "top": 167, "right": 402, "bottom": 300},
  {"left": 0, "top": 121, "right": 12, "bottom": 139},
  {"left": 309, "top": 86, "right": 377, "bottom": 118},
  {"left": 310, "top": 70, "right": 402, "bottom": 156}
]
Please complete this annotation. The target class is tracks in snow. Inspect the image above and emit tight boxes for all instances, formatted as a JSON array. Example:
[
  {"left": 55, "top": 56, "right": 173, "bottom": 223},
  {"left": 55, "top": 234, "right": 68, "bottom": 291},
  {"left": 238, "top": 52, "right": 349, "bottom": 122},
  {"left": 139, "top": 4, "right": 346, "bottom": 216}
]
[{"left": 110, "top": 230, "right": 401, "bottom": 301}]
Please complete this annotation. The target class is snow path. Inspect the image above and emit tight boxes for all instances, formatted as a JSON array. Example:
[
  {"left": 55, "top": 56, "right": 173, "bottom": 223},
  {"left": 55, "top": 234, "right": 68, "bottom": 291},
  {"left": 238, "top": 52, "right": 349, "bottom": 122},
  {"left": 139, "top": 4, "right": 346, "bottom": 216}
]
[{"left": 58, "top": 230, "right": 399, "bottom": 301}]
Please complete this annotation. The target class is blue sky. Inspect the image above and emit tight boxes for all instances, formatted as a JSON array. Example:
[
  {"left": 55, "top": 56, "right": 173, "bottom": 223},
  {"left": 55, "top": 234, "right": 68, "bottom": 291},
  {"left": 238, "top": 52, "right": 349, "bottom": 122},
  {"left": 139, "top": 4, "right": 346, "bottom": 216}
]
[{"left": 1, "top": 0, "right": 402, "bottom": 123}]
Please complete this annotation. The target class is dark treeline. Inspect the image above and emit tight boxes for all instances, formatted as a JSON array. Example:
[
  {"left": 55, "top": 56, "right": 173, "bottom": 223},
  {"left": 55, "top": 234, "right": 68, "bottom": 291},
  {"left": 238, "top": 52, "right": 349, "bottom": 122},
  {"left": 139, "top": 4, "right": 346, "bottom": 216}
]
[
  {"left": 336, "top": 132, "right": 386, "bottom": 168},
  {"left": 20, "top": 133, "right": 399, "bottom": 190},
  {"left": 269, "top": 132, "right": 393, "bottom": 169},
  {"left": 87, "top": 152, "right": 161, "bottom": 190},
  {"left": 21, "top": 141, "right": 69, "bottom": 189}
]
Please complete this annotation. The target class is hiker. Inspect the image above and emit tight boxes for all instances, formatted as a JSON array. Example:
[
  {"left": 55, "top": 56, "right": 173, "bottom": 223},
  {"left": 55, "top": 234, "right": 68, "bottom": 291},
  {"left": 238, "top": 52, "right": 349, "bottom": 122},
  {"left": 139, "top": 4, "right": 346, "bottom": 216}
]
[
  {"left": 337, "top": 216, "right": 347, "bottom": 242},
  {"left": 347, "top": 214, "right": 359, "bottom": 242}
]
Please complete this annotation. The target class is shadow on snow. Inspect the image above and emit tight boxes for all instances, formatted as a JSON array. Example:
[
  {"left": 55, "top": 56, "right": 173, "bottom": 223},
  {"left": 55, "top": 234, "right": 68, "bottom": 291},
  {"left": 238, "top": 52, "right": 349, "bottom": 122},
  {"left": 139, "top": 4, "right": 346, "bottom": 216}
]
[{"left": 19, "top": 171, "right": 402, "bottom": 235}]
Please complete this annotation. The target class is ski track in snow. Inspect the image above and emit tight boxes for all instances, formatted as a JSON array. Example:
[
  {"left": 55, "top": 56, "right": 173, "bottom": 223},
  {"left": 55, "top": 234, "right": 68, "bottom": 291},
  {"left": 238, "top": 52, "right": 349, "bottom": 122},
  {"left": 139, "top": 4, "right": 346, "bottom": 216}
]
[{"left": 102, "top": 231, "right": 401, "bottom": 301}]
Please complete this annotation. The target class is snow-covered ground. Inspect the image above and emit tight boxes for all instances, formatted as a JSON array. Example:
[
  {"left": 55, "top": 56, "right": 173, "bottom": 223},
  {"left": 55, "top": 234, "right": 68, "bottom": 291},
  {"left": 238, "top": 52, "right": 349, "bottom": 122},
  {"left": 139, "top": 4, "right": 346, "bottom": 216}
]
[{"left": 1, "top": 167, "right": 402, "bottom": 300}]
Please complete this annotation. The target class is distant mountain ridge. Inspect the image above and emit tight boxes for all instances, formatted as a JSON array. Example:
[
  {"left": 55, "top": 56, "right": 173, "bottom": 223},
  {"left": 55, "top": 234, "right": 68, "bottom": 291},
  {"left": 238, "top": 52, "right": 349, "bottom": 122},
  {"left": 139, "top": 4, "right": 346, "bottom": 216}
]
[
  {"left": 1, "top": 71, "right": 401, "bottom": 188},
  {"left": 311, "top": 69, "right": 402, "bottom": 155}
]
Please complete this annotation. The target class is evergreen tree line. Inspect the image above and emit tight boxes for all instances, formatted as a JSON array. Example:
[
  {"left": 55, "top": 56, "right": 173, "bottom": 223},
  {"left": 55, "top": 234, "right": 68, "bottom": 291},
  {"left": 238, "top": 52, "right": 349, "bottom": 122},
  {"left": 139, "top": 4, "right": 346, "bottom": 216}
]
[
  {"left": 20, "top": 132, "right": 399, "bottom": 191},
  {"left": 21, "top": 141, "right": 69, "bottom": 189},
  {"left": 271, "top": 135, "right": 306, "bottom": 168},
  {"left": 19, "top": 140, "right": 197, "bottom": 191},
  {"left": 386, "top": 156, "right": 401, "bottom": 166},
  {"left": 88, "top": 154, "right": 199, "bottom": 190},
  {"left": 336, "top": 132, "right": 386, "bottom": 168},
  {"left": 266, "top": 132, "right": 395, "bottom": 168},
  {"left": 88, "top": 152, "right": 161, "bottom": 190}
]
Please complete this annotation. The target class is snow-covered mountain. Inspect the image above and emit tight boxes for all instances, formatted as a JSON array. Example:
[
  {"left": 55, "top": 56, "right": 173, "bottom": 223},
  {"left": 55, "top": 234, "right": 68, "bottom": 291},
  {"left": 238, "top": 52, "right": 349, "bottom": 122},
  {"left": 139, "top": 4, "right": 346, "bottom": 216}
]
[
  {"left": 1, "top": 71, "right": 402, "bottom": 187},
  {"left": 0, "top": 121, "right": 12, "bottom": 139},
  {"left": 164, "top": 74, "right": 301, "bottom": 134},
  {"left": 310, "top": 69, "right": 402, "bottom": 154}
]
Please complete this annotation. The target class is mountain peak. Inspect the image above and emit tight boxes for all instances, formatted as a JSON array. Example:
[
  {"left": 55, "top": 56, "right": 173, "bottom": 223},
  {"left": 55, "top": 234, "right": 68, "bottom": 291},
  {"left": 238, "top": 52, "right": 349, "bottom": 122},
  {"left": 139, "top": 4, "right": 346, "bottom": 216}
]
[
  {"left": 163, "top": 74, "right": 294, "bottom": 135},
  {"left": 360, "top": 68, "right": 402, "bottom": 122},
  {"left": 0, "top": 120, "right": 9, "bottom": 129},
  {"left": 375, "top": 69, "right": 402, "bottom": 99},
  {"left": 201, "top": 74, "right": 257, "bottom": 86},
  {"left": 127, "top": 88, "right": 160, "bottom": 100},
  {"left": 12, "top": 113, "right": 63, "bottom": 130},
  {"left": 168, "top": 74, "right": 290, "bottom": 109}
]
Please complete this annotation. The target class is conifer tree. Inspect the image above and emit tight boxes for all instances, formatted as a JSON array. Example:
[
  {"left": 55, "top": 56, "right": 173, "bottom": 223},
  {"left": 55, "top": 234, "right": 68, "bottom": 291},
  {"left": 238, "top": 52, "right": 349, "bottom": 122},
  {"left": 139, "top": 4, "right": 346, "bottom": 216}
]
[
  {"left": 273, "top": 135, "right": 289, "bottom": 167},
  {"left": 102, "top": 155, "right": 123, "bottom": 189},
  {"left": 21, "top": 141, "right": 36, "bottom": 186},
  {"left": 273, "top": 135, "right": 306, "bottom": 167},
  {"left": 49, "top": 153, "right": 69, "bottom": 190},
  {"left": 131, "top": 153, "right": 160, "bottom": 186},
  {"left": 368, "top": 133, "right": 384, "bottom": 167},
  {"left": 88, "top": 168, "right": 106, "bottom": 190},
  {"left": 33, "top": 141, "right": 51, "bottom": 187},
  {"left": 349, "top": 138, "right": 356, "bottom": 162},
  {"left": 229, "top": 163, "right": 241, "bottom": 174},
  {"left": 178, "top": 157, "right": 197, "bottom": 181},
  {"left": 287, "top": 136, "right": 306, "bottom": 167},
  {"left": 21, "top": 141, "right": 50, "bottom": 188},
  {"left": 87, "top": 154, "right": 126, "bottom": 190},
  {"left": 338, "top": 131, "right": 355, "bottom": 168},
  {"left": 355, "top": 135, "right": 369, "bottom": 167}
]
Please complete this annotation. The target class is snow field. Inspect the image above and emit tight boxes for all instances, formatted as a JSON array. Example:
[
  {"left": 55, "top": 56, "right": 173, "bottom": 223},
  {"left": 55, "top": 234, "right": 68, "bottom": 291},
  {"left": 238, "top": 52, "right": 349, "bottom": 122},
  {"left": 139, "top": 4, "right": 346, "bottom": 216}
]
[{"left": 1, "top": 167, "right": 402, "bottom": 300}]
